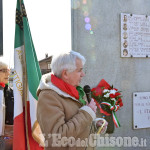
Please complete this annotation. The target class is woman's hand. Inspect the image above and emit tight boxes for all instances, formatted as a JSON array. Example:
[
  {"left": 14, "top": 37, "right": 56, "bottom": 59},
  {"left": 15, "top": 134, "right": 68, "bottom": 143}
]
[
  {"left": 87, "top": 98, "right": 97, "bottom": 113},
  {"left": 96, "top": 119, "right": 108, "bottom": 134}
]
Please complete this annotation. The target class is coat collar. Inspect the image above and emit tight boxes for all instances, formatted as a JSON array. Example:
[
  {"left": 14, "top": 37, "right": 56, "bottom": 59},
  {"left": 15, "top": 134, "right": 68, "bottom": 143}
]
[{"left": 37, "top": 73, "right": 79, "bottom": 101}]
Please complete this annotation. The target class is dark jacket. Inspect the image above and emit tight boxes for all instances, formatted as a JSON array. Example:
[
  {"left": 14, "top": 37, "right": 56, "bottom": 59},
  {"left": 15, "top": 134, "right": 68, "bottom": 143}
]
[{"left": 4, "top": 85, "right": 14, "bottom": 125}]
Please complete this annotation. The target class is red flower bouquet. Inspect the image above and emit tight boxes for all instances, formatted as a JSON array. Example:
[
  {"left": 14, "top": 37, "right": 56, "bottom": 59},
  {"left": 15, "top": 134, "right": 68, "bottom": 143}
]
[{"left": 91, "top": 79, "right": 123, "bottom": 128}]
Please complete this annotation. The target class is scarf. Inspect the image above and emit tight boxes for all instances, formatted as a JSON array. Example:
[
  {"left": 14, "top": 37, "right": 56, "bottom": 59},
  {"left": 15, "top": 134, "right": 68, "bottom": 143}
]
[
  {"left": 51, "top": 74, "right": 86, "bottom": 105},
  {"left": 0, "top": 82, "right": 5, "bottom": 88}
]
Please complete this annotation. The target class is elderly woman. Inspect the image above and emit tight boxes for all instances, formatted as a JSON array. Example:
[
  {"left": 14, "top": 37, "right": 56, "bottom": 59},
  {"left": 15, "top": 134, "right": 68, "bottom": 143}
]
[
  {"left": 37, "top": 51, "right": 108, "bottom": 150},
  {"left": 0, "top": 60, "right": 13, "bottom": 150}
]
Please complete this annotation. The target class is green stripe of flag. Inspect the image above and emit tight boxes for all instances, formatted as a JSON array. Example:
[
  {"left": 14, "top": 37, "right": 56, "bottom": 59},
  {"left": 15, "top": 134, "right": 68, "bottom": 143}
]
[{"left": 22, "top": 1, "right": 42, "bottom": 100}]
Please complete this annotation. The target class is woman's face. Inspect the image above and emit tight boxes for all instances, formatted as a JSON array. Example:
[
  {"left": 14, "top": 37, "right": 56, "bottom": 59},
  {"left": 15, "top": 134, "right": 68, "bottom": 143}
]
[
  {"left": 65, "top": 58, "right": 85, "bottom": 87},
  {"left": 0, "top": 67, "right": 10, "bottom": 84}
]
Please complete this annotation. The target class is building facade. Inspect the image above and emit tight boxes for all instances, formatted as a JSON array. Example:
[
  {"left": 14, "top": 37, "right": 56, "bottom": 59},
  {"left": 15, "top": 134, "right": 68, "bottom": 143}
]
[{"left": 39, "top": 54, "right": 52, "bottom": 75}]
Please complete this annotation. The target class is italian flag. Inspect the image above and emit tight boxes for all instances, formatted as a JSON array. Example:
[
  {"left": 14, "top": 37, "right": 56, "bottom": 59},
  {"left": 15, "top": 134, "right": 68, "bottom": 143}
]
[{"left": 13, "top": 0, "right": 44, "bottom": 149}]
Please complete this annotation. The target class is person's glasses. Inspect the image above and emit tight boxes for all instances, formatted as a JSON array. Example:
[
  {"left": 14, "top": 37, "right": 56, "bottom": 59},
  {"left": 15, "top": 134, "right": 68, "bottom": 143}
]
[{"left": 0, "top": 69, "right": 10, "bottom": 73}]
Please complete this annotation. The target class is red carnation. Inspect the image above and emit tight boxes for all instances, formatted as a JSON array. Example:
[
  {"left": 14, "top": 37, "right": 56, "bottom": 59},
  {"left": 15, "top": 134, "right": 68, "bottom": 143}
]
[
  {"left": 115, "top": 92, "right": 121, "bottom": 97},
  {"left": 91, "top": 87, "right": 103, "bottom": 96},
  {"left": 110, "top": 94, "right": 116, "bottom": 98},
  {"left": 116, "top": 98, "right": 123, "bottom": 107},
  {"left": 113, "top": 88, "right": 118, "bottom": 91}
]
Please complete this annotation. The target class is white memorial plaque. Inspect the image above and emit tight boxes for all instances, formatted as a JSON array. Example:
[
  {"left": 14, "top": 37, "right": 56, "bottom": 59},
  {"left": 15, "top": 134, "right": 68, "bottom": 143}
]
[
  {"left": 133, "top": 92, "right": 150, "bottom": 129},
  {"left": 121, "top": 13, "right": 150, "bottom": 57}
]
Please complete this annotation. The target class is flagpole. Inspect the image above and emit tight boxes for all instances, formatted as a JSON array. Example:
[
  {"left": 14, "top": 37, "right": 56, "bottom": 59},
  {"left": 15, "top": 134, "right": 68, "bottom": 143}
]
[
  {"left": 19, "top": 0, "right": 30, "bottom": 149},
  {"left": 23, "top": 38, "right": 31, "bottom": 150},
  {"left": 23, "top": 43, "right": 31, "bottom": 150}
]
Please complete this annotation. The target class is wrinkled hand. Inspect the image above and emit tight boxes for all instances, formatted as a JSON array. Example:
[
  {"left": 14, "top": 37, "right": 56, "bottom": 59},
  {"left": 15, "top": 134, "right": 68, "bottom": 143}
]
[
  {"left": 96, "top": 120, "right": 108, "bottom": 134},
  {"left": 87, "top": 98, "right": 97, "bottom": 113}
]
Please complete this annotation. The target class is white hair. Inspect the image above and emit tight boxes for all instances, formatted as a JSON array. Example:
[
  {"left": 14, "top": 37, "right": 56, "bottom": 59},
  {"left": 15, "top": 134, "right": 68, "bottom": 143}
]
[
  {"left": 0, "top": 59, "right": 8, "bottom": 69},
  {"left": 51, "top": 50, "right": 86, "bottom": 78}
]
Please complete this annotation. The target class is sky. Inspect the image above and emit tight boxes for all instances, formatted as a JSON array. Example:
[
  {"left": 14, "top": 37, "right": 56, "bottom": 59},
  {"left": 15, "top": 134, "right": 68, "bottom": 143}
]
[{"left": 2, "top": 0, "right": 71, "bottom": 68}]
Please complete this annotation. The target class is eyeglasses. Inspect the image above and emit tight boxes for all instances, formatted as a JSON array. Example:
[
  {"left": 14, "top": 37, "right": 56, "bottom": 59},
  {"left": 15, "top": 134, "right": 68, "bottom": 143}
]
[{"left": 0, "top": 69, "right": 10, "bottom": 73}]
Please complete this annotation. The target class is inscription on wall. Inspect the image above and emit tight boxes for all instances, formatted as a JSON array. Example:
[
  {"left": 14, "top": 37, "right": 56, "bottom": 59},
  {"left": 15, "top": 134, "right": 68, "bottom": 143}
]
[
  {"left": 133, "top": 92, "right": 150, "bottom": 129},
  {"left": 121, "top": 13, "right": 150, "bottom": 57}
]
